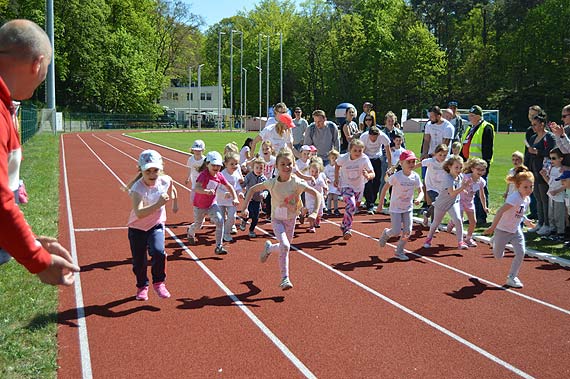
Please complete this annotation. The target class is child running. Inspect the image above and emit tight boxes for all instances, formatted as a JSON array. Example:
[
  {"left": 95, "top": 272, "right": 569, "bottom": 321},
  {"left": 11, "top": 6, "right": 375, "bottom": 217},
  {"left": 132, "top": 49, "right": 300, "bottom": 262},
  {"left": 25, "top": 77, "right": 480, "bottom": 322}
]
[
  {"left": 187, "top": 151, "right": 239, "bottom": 255},
  {"left": 504, "top": 151, "right": 524, "bottom": 199},
  {"left": 127, "top": 150, "right": 178, "bottom": 301},
  {"left": 305, "top": 158, "right": 327, "bottom": 233},
  {"left": 423, "top": 155, "right": 470, "bottom": 250},
  {"left": 483, "top": 167, "right": 536, "bottom": 288},
  {"left": 217, "top": 152, "right": 243, "bottom": 242},
  {"left": 377, "top": 150, "right": 423, "bottom": 260},
  {"left": 421, "top": 144, "right": 449, "bottom": 226},
  {"left": 185, "top": 139, "right": 206, "bottom": 197},
  {"left": 447, "top": 157, "right": 489, "bottom": 246},
  {"left": 334, "top": 139, "right": 375, "bottom": 240},
  {"left": 240, "top": 157, "right": 268, "bottom": 238},
  {"left": 240, "top": 148, "right": 322, "bottom": 290},
  {"left": 324, "top": 149, "right": 341, "bottom": 216}
]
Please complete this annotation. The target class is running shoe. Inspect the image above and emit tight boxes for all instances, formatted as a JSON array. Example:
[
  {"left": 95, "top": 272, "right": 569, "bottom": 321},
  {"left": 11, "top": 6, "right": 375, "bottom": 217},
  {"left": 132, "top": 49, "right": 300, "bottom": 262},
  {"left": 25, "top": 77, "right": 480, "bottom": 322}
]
[
  {"left": 152, "top": 282, "right": 171, "bottom": 299},
  {"left": 214, "top": 245, "right": 228, "bottom": 255},
  {"left": 248, "top": 231, "right": 256, "bottom": 238},
  {"left": 230, "top": 225, "right": 238, "bottom": 234},
  {"left": 280, "top": 277, "right": 293, "bottom": 290},
  {"left": 506, "top": 275, "right": 523, "bottom": 288},
  {"left": 423, "top": 237, "right": 432, "bottom": 248},
  {"left": 343, "top": 230, "right": 352, "bottom": 240},
  {"left": 378, "top": 229, "right": 389, "bottom": 247},
  {"left": 260, "top": 241, "right": 272, "bottom": 263},
  {"left": 223, "top": 234, "right": 234, "bottom": 242},
  {"left": 458, "top": 241, "right": 469, "bottom": 250},
  {"left": 136, "top": 285, "right": 149, "bottom": 301},
  {"left": 394, "top": 246, "right": 409, "bottom": 261},
  {"left": 307, "top": 227, "right": 316, "bottom": 233},
  {"left": 465, "top": 238, "right": 477, "bottom": 247},
  {"left": 239, "top": 219, "right": 247, "bottom": 231}
]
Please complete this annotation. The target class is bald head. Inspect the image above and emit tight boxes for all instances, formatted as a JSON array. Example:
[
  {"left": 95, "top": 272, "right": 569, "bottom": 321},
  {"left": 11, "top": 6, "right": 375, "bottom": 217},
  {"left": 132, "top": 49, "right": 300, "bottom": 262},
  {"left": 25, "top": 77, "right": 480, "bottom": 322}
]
[{"left": 0, "top": 19, "right": 52, "bottom": 61}]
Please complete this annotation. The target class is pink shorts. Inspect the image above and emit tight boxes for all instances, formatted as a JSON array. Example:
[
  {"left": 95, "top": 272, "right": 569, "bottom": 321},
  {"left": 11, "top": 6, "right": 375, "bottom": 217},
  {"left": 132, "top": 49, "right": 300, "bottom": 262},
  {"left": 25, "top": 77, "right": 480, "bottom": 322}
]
[{"left": 459, "top": 195, "right": 475, "bottom": 213}]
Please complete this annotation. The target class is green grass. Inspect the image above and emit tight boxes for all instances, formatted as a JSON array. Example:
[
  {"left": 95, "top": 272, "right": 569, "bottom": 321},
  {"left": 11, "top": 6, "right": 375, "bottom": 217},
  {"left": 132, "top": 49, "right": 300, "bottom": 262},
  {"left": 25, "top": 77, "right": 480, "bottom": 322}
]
[
  {"left": 129, "top": 130, "right": 569, "bottom": 259},
  {"left": 0, "top": 133, "right": 61, "bottom": 379}
]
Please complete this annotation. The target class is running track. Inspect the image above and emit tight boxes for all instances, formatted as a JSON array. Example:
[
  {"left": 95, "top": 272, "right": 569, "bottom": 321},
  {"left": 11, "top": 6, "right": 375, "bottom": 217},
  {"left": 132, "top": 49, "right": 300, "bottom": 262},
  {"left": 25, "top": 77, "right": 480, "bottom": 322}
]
[{"left": 57, "top": 132, "right": 570, "bottom": 378}]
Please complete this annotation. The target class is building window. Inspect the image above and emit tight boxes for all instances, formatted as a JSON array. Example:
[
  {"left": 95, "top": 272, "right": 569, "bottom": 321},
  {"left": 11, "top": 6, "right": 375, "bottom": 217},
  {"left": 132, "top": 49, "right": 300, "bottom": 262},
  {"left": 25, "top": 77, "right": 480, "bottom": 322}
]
[
  {"left": 201, "top": 93, "right": 206, "bottom": 100},
  {"left": 166, "top": 92, "right": 172, "bottom": 100},
  {"left": 206, "top": 93, "right": 212, "bottom": 101},
  {"left": 173, "top": 92, "right": 179, "bottom": 101}
]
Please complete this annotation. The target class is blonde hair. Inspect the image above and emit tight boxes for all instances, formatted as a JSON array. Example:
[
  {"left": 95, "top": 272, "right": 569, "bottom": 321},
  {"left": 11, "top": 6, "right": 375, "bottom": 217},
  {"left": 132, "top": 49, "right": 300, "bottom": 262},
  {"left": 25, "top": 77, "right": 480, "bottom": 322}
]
[
  {"left": 327, "top": 149, "right": 340, "bottom": 159},
  {"left": 275, "top": 147, "right": 295, "bottom": 166},
  {"left": 442, "top": 155, "right": 464, "bottom": 173},
  {"left": 348, "top": 138, "right": 365, "bottom": 151},
  {"left": 451, "top": 141, "right": 462, "bottom": 152},
  {"left": 224, "top": 142, "right": 239, "bottom": 154},
  {"left": 261, "top": 140, "right": 274, "bottom": 154},
  {"left": 224, "top": 152, "right": 240, "bottom": 164},
  {"left": 309, "top": 156, "right": 324, "bottom": 172},
  {"left": 511, "top": 150, "right": 524, "bottom": 160},
  {"left": 251, "top": 156, "right": 266, "bottom": 168},
  {"left": 463, "top": 157, "right": 487, "bottom": 173},
  {"left": 434, "top": 143, "right": 450, "bottom": 154}
]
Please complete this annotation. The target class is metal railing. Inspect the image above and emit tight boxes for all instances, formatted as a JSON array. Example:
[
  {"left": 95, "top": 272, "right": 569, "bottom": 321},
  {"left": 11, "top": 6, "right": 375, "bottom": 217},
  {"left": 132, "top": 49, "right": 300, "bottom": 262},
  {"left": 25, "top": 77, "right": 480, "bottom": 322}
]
[
  {"left": 19, "top": 103, "right": 38, "bottom": 144},
  {"left": 62, "top": 113, "right": 179, "bottom": 131}
]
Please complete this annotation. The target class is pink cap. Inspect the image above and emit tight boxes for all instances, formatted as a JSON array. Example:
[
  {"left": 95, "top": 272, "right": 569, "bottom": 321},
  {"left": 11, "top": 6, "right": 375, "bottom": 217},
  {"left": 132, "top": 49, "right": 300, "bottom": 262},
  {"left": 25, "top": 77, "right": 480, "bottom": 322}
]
[
  {"left": 278, "top": 113, "right": 295, "bottom": 128},
  {"left": 309, "top": 145, "right": 318, "bottom": 152},
  {"left": 399, "top": 150, "right": 417, "bottom": 161}
]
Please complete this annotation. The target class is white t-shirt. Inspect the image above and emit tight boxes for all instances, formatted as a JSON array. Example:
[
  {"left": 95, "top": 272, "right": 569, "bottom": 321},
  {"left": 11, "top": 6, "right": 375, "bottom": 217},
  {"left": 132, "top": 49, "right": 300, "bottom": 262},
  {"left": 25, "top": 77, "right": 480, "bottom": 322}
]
[
  {"left": 259, "top": 124, "right": 293, "bottom": 153},
  {"left": 336, "top": 153, "right": 373, "bottom": 194},
  {"left": 305, "top": 173, "right": 327, "bottom": 213},
  {"left": 424, "top": 120, "right": 454, "bottom": 155},
  {"left": 507, "top": 168, "right": 516, "bottom": 196},
  {"left": 391, "top": 147, "right": 405, "bottom": 165},
  {"left": 187, "top": 155, "right": 205, "bottom": 189},
  {"left": 127, "top": 175, "right": 172, "bottom": 231},
  {"left": 295, "top": 158, "right": 310, "bottom": 176},
  {"left": 360, "top": 130, "right": 391, "bottom": 159},
  {"left": 239, "top": 146, "right": 250, "bottom": 165},
  {"left": 497, "top": 191, "right": 529, "bottom": 233},
  {"left": 262, "top": 154, "right": 276, "bottom": 178},
  {"left": 388, "top": 171, "right": 422, "bottom": 213},
  {"left": 548, "top": 166, "right": 565, "bottom": 202},
  {"left": 324, "top": 163, "right": 341, "bottom": 195},
  {"left": 422, "top": 157, "right": 446, "bottom": 193},
  {"left": 216, "top": 169, "right": 242, "bottom": 206}
]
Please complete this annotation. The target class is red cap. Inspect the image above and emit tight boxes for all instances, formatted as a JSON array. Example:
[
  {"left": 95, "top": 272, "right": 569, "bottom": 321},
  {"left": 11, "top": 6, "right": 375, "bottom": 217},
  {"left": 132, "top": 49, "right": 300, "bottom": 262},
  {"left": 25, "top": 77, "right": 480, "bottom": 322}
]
[
  {"left": 399, "top": 150, "right": 417, "bottom": 161},
  {"left": 278, "top": 113, "right": 295, "bottom": 128}
]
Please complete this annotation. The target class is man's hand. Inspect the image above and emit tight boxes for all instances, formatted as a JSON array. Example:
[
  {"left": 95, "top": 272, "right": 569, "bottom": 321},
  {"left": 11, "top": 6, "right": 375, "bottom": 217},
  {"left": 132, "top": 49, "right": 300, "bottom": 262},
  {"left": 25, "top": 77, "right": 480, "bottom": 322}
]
[{"left": 36, "top": 237, "right": 80, "bottom": 286}]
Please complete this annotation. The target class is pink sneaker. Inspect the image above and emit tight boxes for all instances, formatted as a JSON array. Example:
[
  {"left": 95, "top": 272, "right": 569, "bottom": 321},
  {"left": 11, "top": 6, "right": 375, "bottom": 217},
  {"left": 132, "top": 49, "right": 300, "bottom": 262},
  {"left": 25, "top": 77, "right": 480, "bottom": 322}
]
[
  {"left": 153, "top": 282, "right": 171, "bottom": 299},
  {"left": 465, "top": 238, "right": 477, "bottom": 247},
  {"left": 136, "top": 286, "right": 149, "bottom": 301},
  {"left": 458, "top": 241, "right": 469, "bottom": 250}
]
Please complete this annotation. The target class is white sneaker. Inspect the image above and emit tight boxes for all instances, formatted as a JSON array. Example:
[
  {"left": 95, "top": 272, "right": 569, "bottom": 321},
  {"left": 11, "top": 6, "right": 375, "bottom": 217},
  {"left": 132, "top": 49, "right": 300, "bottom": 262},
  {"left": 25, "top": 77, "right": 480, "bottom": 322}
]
[
  {"left": 280, "top": 277, "right": 293, "bottom": 290},
  {"left": 239, "top": 219, "right": 247, "bottom": 231},
  {"left": 230, "top": 225, "right": 238, "bottom": 234},
  {"left": 260, "top": 241, "right": 272, "bottom": 263},
  {"left": 528, "top": 223, "right": 542, "bottom": 233},
  {"left": 394, "top": 246, "right": 409, "bottom": 261},
  {"left": 506, "top": 276, "right": 523, "bottom": 288},
  {"left": 223, "top": 234, "right": 233, "bottom": 242},
  {"left": 537, "top": 225, "right": 552, "bottom": 236},
  {"left": 378, "top": 229, "right": 389, "bottom": 247}
]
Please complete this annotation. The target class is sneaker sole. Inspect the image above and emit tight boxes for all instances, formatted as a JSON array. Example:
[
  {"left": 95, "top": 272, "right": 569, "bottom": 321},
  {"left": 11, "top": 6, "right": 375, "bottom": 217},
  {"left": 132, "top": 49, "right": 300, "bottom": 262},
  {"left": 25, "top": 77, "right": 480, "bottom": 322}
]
[
  {"left": 343, "top": 232, "right": 352, "bottom": 240},
  {"left": 281, "top": 284, "right": 293, "bottom": 291}
]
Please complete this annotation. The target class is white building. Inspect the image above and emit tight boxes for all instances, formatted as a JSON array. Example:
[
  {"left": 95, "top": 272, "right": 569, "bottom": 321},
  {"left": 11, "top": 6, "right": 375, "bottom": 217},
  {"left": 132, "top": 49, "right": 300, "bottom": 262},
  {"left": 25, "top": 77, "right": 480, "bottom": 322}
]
[{"left": 159, "top": 84, "right": 229, "bottom": 127}]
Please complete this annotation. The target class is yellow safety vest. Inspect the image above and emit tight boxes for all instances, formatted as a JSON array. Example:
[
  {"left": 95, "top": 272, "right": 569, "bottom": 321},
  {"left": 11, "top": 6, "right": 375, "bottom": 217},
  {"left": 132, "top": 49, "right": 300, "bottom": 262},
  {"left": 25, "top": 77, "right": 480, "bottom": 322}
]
[{"left": 462, "top": 120, "right": 494, "bottom": 163}]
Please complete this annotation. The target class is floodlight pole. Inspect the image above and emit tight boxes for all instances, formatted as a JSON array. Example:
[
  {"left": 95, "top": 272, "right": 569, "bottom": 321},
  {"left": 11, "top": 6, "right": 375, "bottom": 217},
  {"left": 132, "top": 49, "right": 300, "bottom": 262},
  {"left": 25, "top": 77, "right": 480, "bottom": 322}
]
[
  {"left": 188, "top": 66, "right": 192, "bottom": 129},
  {"left": 198, "top": 64, "right": 204, "bottom": 130},
  {"left": 266, "top": 35, "right": 270, "bottom": 118},
  {"left": 256, "top": 65, "right": 262, "bottom": 131},
  {"left": 278, "top": 32, "right": 283, "bottom": 102},
  {"left": 242, "top": 67, "right": 247, "bottom": 131},
  {"left": 46, "top": 0, "right": 56, "bottom": 133},
  {"left": 218, "top": 30, "right": 226, "bottom": 130}
]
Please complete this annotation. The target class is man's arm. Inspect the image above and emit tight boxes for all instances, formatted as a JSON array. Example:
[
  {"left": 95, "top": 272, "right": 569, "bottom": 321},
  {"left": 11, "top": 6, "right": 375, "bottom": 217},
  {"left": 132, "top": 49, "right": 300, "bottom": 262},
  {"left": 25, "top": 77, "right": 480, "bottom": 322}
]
[{"left": 482, "top": 124, "right": 494, "bottom": 164}]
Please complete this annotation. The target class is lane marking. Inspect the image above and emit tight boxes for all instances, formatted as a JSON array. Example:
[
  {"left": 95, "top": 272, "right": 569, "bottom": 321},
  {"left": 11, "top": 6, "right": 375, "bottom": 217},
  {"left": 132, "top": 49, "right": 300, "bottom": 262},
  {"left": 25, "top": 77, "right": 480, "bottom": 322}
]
[
  {"left": 75, "top": 227, "right": 128, "bottom": 232},
  {"left": 74, "top": 134, "right": 316, "bottom": 378},
  {"left": 61, "top": 136, "right": 93, "bottom": 379},
  {"left": 323, "top": 219, "right": 570, "bottom": 316},
  {"left": 166, "top": 228, "right": 316, "bottom": 378}
]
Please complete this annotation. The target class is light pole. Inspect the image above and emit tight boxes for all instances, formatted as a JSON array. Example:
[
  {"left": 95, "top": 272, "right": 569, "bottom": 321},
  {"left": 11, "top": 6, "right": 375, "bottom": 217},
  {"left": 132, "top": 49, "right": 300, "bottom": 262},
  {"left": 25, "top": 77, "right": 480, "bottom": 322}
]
[
  {"left": 188, "top": 66, "right": 192, "bottom": 129},
  {"left": 239, "top": 31, "right": 244, "bottom": 130},
  {"left": 256, "top": 65, "right": 262, "bottom": 131},
  {"left": 242, "top": 67, "right": 247, "bottom": 131},
  {"left": 278, "top": 33, "right": 282, "bottom": 102},
  {"left": 266, "top": 34, "right": 270, "bottom": 118},
  {"left": 46, "top": 0, "right": 56, "bottom": 133},
  {"left": 218, "top": 30, "right": 226, "bottom": 130},
  {"left": 230, "top": 30, "right": 243, "bottom": 130},
  {"left": 197, "top": 64, "right": 204, "bottom": 130}
]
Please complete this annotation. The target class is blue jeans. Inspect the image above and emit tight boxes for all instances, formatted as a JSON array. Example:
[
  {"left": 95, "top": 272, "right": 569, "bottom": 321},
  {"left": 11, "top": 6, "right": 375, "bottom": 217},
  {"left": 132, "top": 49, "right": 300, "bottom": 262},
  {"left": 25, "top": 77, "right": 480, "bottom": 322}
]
[{"left": 128, "top": 224, "right": 166, "bottom": 288}]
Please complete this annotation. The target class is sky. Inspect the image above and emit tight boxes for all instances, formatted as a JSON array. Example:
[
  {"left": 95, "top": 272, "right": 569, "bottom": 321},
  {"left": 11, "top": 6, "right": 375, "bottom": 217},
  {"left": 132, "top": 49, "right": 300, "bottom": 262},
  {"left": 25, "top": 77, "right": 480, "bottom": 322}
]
[{"left": 189, "top": 0, "right": 300, "bottom": 29}]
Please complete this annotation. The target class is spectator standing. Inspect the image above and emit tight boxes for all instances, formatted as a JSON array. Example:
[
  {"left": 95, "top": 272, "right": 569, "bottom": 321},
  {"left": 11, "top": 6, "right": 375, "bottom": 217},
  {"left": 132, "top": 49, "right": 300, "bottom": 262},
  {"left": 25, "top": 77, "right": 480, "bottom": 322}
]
[
  {"left": 303, "top": 109, "right": 340, "bottom": 166},
  {"left": 340, "top": 106, "right": 360, "bottom": 153},
  {"left": 548, "top": 104, "right": 570, "bottom": 154},
  {"left": 264, "top": 102, "right": 288, "bottom": 128},
  {"left": 448, "top": 101, "right": 465, "bottom": 143},
  {"left": 380, "top": 111, "right": 405, "bottom": 196},
  {"left": 360, "top": 125, "right": 392, "bottom": 214},
  {"left": 251, "top": 113, "right": 295, "bottom": 154},
  {"left": 358, "top": 101, "right": 376, "bottom": 131},
  {"left": 0, "top": 19, "right": 80, "bottom": 285},
  {"left": 524, "top": 105, "right": 542, "bottom": 219},
  {"left": 292, "top": 107, "right": 308, "bottom": 151},
  {"left": 420, "top": 106, "right": 454, "bottom": 160},
  {"left": 460, "top": 105, "right": 494, "bottom": 225}
]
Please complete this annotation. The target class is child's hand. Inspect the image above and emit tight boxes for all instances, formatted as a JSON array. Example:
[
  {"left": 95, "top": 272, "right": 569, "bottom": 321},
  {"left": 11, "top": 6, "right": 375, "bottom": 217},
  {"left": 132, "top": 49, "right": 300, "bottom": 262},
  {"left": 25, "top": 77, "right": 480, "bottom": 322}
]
[
  {"left": 483, "top": 206, "right": 489, "bottom": 214},
  {"left": 413, "top": 198, "right": 421, "bottom": 206},
  {"left": 184, "top": 178, "right": 190, "bottom": 184},
  {"left": 157, "top": 193, "right": 169, "bottom": 206},
  {"left": 224, "top": 192, "right": 233, "bottom": 199},
  {"left": 483, "top": 226, "right": 494, "bottom": 235},
  {"left": 238, "top": 192, "right": 245, "bottom": 199},
  {"left": 539, "top": 168, "right": 547, "bottom": 176},
  {"left": 232, "top": 198, "right": 240, "bottom": 206},
  {"left": 524, "top": 218, "right": 536, "bottom": 229},
  {"left": 333, "top": 178, "right": 339, "bottom": 188},
  {"left": 261, "top": 191, "right": 268, "bottom": 199},
  {"left": 241, "top": 209, "right": 250, "bottom": 219},
  {"left": 206, "top": 189, "right": 216, "bottom": 196}
]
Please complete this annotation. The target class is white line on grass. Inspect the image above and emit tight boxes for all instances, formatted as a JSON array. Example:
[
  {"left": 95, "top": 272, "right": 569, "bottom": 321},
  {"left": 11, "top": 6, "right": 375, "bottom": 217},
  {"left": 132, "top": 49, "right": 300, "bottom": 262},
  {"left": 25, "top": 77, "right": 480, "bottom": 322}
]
[
  {"left": 61, "top": 136, "right": 93, "bottom": 379},
  {"left": 76, "top": 134, "right": 316, "bottom": 378}
]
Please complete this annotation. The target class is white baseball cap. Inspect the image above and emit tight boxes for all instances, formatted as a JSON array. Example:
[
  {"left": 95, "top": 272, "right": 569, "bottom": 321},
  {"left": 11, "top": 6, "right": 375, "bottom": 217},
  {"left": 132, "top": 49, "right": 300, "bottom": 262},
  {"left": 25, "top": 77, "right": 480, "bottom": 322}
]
[
  {"left": 206, "top": 151, "right": 223, "bottom": 166},
  {"left": 138, "top": 150, "right": 163, "bottom": 171},
  {"left": 191, "top": 139, "right": 205, "bottom": 151}
]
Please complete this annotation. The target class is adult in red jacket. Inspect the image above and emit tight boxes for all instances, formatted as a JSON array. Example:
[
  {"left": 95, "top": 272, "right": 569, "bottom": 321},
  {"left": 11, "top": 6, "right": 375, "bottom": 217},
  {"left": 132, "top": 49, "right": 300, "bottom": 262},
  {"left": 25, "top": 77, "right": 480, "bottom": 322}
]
[{"left": 0, "top": 19, "right": 79, "bottom": 285}]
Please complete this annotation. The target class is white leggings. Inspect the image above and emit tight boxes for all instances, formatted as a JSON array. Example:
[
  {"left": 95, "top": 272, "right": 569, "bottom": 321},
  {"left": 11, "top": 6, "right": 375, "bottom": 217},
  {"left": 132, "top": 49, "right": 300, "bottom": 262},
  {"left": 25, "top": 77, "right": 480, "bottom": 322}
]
[
  {"left": 427, "top": 202, "right": 463, "bottom": 243},
  {"left": 267, "top": 218, "right": 296, "bottom": 279},
  {"left": 492, "top": 228, "right": 526, "bottom": 278},
  {"left": 386, "top": 210, "right": 413, "bottom": 249}
]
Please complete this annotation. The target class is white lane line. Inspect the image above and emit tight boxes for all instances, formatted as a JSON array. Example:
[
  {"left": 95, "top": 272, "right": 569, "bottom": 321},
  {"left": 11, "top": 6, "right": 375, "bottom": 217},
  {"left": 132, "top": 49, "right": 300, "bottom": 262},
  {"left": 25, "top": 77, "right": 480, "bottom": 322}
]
[
  {"left": 106, "top": 133, "right": 189, "bottom": 168},
  {"left": 323, "top": 219, "right": 570, "bottom": 316},
  {"left": 75, "top": 135, "right": 316, "bottom": 378},
  {"left": 166, "top": 228, "right": 316, "bottom": 379},
  {"left": 61, "top": 136, "right": 93, "bottom": 379},
  {"left": 75, "top": 227, "right": 128, "bottom": 232}
]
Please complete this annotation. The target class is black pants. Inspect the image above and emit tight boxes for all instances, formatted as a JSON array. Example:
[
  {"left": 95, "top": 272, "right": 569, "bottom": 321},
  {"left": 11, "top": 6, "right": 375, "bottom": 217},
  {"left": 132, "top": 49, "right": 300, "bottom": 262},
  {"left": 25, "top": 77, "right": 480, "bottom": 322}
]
[{"left": 363, "top": 157, "right": 382, "bottom": 208}]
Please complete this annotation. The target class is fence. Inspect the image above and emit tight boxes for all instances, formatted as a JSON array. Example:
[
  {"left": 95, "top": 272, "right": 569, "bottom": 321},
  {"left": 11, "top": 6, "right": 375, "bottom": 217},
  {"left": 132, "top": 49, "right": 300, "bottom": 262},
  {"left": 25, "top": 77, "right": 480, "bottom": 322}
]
[
  {"left": 19, "top": 103, "right": 38, "bottom": 144},
  {"left": 63, "top": 112, "right": 179, "bottom": 131}
]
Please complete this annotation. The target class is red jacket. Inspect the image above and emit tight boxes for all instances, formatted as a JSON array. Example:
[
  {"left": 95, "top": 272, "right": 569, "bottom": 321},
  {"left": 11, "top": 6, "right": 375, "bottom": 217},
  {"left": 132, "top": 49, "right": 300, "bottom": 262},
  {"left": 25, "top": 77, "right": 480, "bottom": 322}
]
[{"left": 0, "top": 75, "right": 51, "bottom": 273}]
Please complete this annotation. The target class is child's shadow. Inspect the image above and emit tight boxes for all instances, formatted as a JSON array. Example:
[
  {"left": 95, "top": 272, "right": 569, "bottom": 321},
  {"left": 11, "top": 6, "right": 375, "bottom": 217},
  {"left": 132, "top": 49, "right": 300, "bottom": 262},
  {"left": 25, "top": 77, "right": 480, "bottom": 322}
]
[
  {"left": 56, "top": 296, "right": 160, "bottom": 327},
  {"left": 294, "top": 235, "right": 344, "bottom": 251},
  {"left": 332, "top": 256, "right": 383, "bottom": 271},
  {"left": 445, "top": 278, "right": 503, "bottom": 300},
  {"left": 176, "top": 280, "right": 284, "bottom": 309}
]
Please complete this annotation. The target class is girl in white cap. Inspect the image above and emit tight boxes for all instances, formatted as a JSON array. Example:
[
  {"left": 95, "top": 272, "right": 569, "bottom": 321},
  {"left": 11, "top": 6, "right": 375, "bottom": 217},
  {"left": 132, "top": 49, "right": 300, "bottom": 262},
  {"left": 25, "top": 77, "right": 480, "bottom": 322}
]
[
  {"left": 127, "top": 150, "right": 178, "bottom": 301},
  {"left": 378, "top": 150, "right": 423, "bottom": 260},
  {"left": 185, "top": 139, "right": 206, "bottom": 200},
  {"left": 187, "top": 151, "right": 239, "bottom": 255}
]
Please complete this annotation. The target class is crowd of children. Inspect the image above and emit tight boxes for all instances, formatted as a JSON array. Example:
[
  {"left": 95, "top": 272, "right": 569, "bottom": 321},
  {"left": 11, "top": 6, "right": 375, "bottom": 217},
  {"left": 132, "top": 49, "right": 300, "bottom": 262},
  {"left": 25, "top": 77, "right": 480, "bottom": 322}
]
[{"left": 126, "top": 118, "right": 570, "bottom": 299}]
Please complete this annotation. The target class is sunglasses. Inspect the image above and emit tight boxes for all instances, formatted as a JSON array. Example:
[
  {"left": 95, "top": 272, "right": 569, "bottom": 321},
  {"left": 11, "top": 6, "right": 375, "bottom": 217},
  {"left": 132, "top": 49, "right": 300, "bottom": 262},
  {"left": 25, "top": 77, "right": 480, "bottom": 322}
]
[
  {"left": 563, "top": 114, "right": 570, "bottom": 118},
  {"left": 365, "top": 118, "right": 373, "bottom": 121},
  {"left": 550, "top": 156, "right": 561, "bottom": 159}
]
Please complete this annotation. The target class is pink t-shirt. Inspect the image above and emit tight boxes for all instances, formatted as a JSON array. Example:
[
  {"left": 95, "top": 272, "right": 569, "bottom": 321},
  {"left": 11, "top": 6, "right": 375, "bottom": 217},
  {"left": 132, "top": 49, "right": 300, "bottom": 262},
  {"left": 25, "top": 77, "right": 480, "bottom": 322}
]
[
  {"left": 193, "top": 170, "right": 229, "bottom": 209},
  {"left": 127, "top": 175, "right": 172, "bottom": 231}
]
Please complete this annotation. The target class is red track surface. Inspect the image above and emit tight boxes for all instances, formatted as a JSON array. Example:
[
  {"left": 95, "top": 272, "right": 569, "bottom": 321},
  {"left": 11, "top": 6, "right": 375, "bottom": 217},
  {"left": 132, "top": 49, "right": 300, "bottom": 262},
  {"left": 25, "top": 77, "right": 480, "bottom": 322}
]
[{"left": 57, "top": 132, "right": 570, "bottom": 378}]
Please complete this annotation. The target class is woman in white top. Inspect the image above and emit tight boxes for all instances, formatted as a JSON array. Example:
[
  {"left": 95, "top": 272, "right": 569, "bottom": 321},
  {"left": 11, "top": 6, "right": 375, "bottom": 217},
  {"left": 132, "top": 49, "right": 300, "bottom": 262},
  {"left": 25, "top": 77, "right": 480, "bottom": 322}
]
[{"left": 251, "top": 113, "right": 295, "bottom": 154}]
